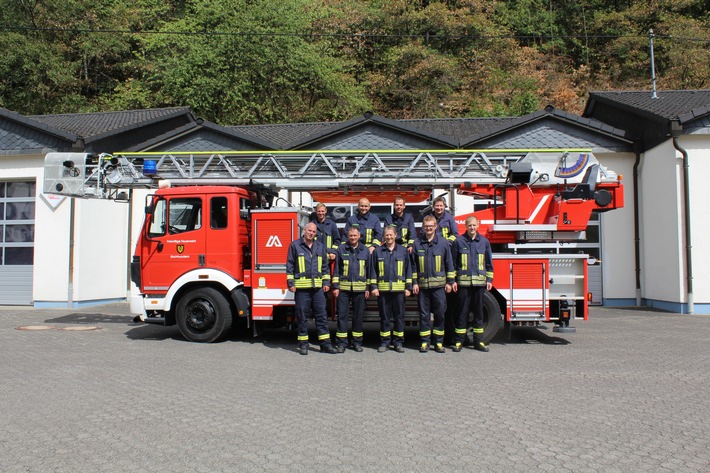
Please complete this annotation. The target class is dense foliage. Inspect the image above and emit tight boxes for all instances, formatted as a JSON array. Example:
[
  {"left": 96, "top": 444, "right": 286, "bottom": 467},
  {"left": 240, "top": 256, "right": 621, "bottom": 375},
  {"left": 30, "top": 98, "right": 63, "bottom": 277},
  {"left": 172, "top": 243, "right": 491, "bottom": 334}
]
[{"left": 1, "top": 0, "right": 708, "bottom": 123}]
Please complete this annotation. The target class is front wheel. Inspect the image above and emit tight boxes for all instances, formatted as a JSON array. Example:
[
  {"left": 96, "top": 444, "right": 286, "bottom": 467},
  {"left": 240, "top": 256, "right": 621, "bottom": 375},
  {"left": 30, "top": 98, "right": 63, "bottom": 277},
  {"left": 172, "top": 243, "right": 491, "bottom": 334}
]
[
  {"left": 468, "top": 291, "right": 502, "bottom": 344},
  {"left": 175, "top": 287, "right": 233, "bottom": 343}
]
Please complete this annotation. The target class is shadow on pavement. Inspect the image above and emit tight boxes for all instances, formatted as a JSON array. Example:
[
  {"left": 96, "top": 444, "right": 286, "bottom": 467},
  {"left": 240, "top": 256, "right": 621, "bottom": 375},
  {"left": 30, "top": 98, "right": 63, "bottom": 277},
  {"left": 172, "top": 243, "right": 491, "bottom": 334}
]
[
  {"left": 493, "top": 325, "right": 571, "bottom": 345},
  {"left": 45, "top": 313, "right": 136, "bottom": 325}
]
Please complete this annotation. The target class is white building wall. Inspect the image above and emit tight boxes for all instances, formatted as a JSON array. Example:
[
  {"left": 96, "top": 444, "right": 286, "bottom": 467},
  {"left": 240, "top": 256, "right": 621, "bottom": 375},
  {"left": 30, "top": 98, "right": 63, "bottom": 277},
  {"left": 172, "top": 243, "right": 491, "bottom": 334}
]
[
  {"left": 685, "top": 136, "right": 710, "bottom": 306},
  {"left": 595, "top": 152, "right": 636, "bottom": 302},
  {"left": 639, "top": 141, "right": 684, "bottom": 305}
]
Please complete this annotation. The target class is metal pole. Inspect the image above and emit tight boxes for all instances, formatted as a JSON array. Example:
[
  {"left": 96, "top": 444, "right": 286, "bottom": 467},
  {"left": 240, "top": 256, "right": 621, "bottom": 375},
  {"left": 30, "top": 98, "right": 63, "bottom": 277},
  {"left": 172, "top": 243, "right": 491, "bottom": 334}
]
[{"left": 650, "top": 30, "right": 658, "bottom": 99}]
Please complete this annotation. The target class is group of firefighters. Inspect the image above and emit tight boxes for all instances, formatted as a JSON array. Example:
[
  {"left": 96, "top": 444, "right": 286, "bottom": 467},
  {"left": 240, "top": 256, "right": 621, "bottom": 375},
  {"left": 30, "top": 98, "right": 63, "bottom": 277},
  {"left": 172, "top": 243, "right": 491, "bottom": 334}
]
[{"left": 286, "top": 196, "right": 494, "bottom": 356}]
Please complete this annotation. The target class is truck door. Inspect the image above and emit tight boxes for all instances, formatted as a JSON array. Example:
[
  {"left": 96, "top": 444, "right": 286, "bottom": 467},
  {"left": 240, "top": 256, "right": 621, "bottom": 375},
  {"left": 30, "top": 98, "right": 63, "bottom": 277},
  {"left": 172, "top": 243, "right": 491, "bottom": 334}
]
[{"left": 139, "top": 195, "right": 206, "bottom": 293}]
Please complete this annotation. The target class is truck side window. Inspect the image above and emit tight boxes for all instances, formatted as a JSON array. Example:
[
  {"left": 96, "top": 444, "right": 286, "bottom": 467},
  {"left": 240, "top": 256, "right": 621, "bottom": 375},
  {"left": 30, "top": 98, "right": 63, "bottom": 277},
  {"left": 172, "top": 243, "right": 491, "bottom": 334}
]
[
  {"left": 211, "top": 197, "right": 228, "bottom": 229},
  {"left": 148, "top": 198, "right": 166, "bottom": 237},
  {"left": 168, "top": 198, "right": 202, "bottom": 234}
]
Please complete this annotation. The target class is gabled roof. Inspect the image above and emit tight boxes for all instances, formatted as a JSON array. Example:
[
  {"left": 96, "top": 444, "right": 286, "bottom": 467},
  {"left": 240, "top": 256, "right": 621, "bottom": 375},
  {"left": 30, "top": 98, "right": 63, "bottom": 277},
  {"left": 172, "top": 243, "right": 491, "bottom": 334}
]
[
  {"left": 0, "top": 107, "right": 79, "bottom": 155},
  {"left": 29, "top": 107, "right": 193, "bottom": 144},
  {"left": 145, "top": 120, "right": 280, "bottom": 152},
  {"left": 459, "top": 106, "right": 631, "bottom": 149},
  {"left": 229, "top": 121, "right": 344, "bottom": 149},
  {"left": 585, "top": 90, "right": 710, "bottom": 124},
  {"left": 583, "top": 90, "right": 710, "bottom": 149}
]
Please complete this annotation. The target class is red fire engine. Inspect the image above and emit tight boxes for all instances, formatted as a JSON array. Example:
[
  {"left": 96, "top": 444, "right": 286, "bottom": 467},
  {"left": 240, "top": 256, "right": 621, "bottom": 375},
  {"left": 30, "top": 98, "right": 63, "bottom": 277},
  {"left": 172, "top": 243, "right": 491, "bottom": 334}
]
[{"left": 44, "top": 149, "right": 623, "bottom": 343}]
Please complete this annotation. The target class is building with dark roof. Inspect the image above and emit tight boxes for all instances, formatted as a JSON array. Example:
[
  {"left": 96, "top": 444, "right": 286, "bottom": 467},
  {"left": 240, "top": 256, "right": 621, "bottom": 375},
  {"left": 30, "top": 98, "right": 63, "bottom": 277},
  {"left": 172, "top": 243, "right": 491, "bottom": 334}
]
[{"left": 1, "top": 90, "right": 708, "bottom": 315}]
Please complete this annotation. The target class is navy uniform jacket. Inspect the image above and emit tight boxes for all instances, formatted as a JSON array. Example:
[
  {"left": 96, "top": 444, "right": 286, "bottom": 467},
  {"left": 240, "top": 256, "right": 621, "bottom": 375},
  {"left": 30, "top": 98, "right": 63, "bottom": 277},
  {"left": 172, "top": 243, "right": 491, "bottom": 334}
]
[
  {"left": 344, "top": 212, "right": 383, "bottom": 248},
  {"left": 332, "top": 242, "right": 371, "bottom": 292},
  {"left": 286, "top": 238, "right": 330, "bottom": 289},
  {"left": 370, "top": 244, "right": 413, "bottom": 292},
  {"left": 424, "top": 210, "right": 459, "bottom": 244},
  {"left": 451, "top": 232, "right": 494, "bottom": 287},
  {"left": 312, "top": 217, "right": 341, "bottom": 255},
  {"left": 412, "top": 234, "right": 455, "bottom": 289},
  {"left": 383, "top": 212, "right": 416, "bottom": 249}
]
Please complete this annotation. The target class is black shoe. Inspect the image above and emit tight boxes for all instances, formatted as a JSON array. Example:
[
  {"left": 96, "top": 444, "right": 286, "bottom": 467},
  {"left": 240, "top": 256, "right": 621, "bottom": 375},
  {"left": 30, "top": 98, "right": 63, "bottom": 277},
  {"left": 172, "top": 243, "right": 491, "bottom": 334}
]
[
  {"left": 336, "top": 345, "right": 346, "bottom": 354},
  {"left": 377, "top": 345, "right": 388, "bottom": 353},
  {"left": 394, "top": 345, "right": 405, "bottom": 353},
  {"left": 298, "top": 346, "right": 308, "bottom": 356},
  {"left": 321, "top": 345, "right": 337, "bottom": 354},
  {"left": 473, "top": 342, "right": 489, "bottom": 352},
  {"left": 434, "top": 344, "right": 446, "bottom": 353},
  {"left": 353, "top": 345, "right": 363, "bottom": 352},
  {"left": 452, "top": 343, "right": 462, "bottom": 353},
  {"left": 419, "top": 343, "right": 429, "bottom": 353}
]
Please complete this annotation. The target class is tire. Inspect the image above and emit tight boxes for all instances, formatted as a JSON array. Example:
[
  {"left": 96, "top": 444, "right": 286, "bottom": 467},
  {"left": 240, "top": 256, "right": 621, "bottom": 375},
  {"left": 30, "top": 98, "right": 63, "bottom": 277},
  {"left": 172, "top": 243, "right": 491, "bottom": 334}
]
[
  {"left": 175, "top": 287, "right": 233, "bottom": 343},
  {"left": 468, "top": 291, "right": 502, "bottom": 344}
]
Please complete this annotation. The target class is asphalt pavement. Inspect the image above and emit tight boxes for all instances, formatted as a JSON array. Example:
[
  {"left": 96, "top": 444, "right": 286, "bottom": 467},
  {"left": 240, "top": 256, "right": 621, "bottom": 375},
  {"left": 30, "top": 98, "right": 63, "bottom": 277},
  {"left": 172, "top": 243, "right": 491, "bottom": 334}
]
[{"left": 0, "top": 304, "right": 708, "bottom": 472}]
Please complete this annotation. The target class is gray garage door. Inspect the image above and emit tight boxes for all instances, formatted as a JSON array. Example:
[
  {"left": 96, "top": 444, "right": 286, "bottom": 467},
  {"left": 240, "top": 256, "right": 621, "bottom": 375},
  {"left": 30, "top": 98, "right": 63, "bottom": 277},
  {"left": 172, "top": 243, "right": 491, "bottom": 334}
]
[{"left": 0, "top": 180, "right": 35, "bottom": 305}]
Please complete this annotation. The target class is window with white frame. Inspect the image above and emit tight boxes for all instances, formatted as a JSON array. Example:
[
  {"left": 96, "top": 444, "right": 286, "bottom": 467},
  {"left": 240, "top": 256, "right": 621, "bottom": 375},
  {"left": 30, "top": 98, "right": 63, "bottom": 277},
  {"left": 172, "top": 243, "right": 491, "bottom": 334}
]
[{"left": 1, "top": 181, "right": 35, "bottom": 265}]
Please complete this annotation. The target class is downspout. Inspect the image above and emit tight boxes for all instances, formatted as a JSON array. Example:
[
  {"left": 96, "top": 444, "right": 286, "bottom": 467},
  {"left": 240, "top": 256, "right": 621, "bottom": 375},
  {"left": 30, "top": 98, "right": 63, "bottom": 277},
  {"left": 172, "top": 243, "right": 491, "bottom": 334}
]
[
  {"left": 68, "top": 198, "right": 75, "bottom": 307},
  {"left": 632, "top": 141, "right": 642, "bottom": 306},
  {"left": 671, "top": 121, "right": 693, "bottom": 314}
]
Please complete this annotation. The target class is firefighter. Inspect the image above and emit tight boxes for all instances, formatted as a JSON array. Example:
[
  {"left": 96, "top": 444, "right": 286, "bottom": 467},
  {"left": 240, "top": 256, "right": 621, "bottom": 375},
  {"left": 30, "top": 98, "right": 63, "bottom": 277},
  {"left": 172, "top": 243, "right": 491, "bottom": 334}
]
[
  {"left": 344, "top": 197, "right": 382, "bottom": 254},
  {"left": 311, "top": 202, "right": 341, "bottom": 261},
  {"left": 371, "top": 226, "right": 412, "bottom": 353},
  {"left": 424, "top": 196, "right": 459, "bottom": 244},
  {"left": 452, "top": 215, "right": 494, "bottom": 352},
  {"left": 286, "top": 222, "right": 336, "bottom": 355},
  {"left": 331, "top": 226, "right": 371, "bottom": 352},
  {"left": 383, "top": 196, "right": 416, "bottom": 254},
  {"left": 412, "top": 215, "right": 455, "bottom": 353}
]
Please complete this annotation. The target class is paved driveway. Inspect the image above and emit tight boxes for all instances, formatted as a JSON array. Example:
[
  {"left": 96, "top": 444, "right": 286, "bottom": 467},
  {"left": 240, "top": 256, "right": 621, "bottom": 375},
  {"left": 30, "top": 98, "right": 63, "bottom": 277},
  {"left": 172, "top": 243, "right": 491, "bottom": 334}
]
[{"left": 1, "top": 304, "right": 708, "bottom": 472}]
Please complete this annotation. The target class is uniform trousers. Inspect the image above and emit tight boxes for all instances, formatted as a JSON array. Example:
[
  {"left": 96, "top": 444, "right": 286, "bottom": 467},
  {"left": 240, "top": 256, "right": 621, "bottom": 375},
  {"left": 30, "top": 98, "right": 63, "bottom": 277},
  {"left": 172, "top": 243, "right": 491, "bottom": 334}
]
[
  {"left": 336, "top": 290, "right": 365, "bottom": 347},
  {"left": 418, "top": 287, "right": 446, "bottom": 346},
  {"left": 378, "top": 292, "right": 405, "bottom": 347},
  {"left": 295, "top": 288, "right": 332, "bottom": 348}
]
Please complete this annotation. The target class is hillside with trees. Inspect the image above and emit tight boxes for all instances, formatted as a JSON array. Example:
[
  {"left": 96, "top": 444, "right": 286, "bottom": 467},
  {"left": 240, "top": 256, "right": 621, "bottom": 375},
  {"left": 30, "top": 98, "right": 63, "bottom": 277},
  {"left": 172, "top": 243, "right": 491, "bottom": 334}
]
[{"left": 1, "top": 0, "right": 708, "bottom": 123}]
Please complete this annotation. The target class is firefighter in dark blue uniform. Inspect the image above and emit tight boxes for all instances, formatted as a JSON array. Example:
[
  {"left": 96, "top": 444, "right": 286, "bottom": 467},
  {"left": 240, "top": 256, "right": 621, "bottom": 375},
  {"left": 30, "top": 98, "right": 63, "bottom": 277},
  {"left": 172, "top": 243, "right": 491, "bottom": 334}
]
[
  {"left": 286, "top": 222, "right": 336, "bottom": 355},
  {"left": 344, "top": 197, "right": 382, "bottom": 254},
  {"left": 424, "top": 196, "right": 458, "bottom": 244},
  {"left": 412, "top": 215, "right": 455, "bottom": 353},
  {"left": 331, "top": 226, "right": 372, "bottom": 352},
  {"left": 383, "top": 196, "right": 416, "bottom": 254},
  {"left": 371, "top": 226, "right": 412, "bottom": 353},
  {"left": 451, "top": 215, "right": 494, "bottom": 352},
  {"left": 312, "top": 202, "right": 341, "bottom": 261}
]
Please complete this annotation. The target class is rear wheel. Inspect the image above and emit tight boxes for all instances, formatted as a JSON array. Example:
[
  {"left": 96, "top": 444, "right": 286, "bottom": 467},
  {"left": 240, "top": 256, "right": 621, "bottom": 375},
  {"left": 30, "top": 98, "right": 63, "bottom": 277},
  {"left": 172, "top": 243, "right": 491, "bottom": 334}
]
[
  {"left": 468, "top": 291, "right": 502, "bottom": 344},
  {"left": 175, "top": 287, "right": 233, "bottom": 343}
]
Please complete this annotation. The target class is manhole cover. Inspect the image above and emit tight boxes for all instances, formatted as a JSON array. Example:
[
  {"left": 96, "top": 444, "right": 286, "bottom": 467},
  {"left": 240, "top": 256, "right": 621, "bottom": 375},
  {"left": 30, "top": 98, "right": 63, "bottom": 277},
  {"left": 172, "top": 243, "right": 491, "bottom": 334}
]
[
  {"left": 58, "top": 326, "right": 100, "bottom": 331},
  {"left": 16, "top": 325, "right": 57, "bottom": 331}
]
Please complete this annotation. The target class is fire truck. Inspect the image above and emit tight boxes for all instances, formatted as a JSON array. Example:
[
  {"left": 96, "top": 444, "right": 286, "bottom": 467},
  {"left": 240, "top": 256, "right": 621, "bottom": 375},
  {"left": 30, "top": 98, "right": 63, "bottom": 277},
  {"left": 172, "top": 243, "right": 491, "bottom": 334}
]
[{"left": 43, "top": 149, "right": 623, "bottom": 343}]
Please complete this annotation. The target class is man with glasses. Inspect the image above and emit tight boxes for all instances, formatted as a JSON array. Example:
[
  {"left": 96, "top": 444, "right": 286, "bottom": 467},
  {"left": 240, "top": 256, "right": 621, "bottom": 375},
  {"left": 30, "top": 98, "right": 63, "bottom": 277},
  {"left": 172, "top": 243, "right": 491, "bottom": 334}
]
[{"left": 412, "top": 215, "right": 455, "bottom": 353}]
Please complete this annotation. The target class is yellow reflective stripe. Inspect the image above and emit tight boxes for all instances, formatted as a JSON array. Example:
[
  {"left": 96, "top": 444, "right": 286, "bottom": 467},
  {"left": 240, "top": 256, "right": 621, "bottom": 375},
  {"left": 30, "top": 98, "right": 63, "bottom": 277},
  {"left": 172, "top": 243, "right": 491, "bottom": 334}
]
[
  {"left": 435, "top": 255, "right": 441, "bottom": 273},
  {"left": 446, "top": 271, "right": 455, "bottom": 279},
  {"left": 380, "top": 331, "right": 391, "bottom": 337},
  {"left": 402, "top": 228, "right": 408, "bottom": 240},
  {"left": 318, "top": 333, "right": 331, "bottom": 341},
  {"left": 322, "top": 274, "right": 331, "bottom": 281},
  {"left": 419, "top": 256, "right": 425, "bottom": 273},
  {"left": 378, "top": 260, "right": 384, "bottom": 277},
  {"left": 377, "top": 281, "right": 406, "bottom": 291},
  {"left": 478, "top": 253, "right": 485, "bottom": 270},
  {"left": 332, "top": 276, "right": 340, "bottom": 284},
  {"left": 298, "top": 255, "right": 305, "bottom": 273},
  {"left": 393, "top": 331, "right": 404, "bottom": 337},
  {"left": 339, "top": 281, "right": 368, "bottom": 291},
  {"left": 420, "top": 330, "right": 431, "bottom": 337},
  {"left": 297, "top": 335, "right": 309, "bottom": 341},
  {"left": 359, "top": 260, "right": 365, "bottom": 277},
  {"left": 294, "top": 278, "right": 324, "bottom": 288},
  {"left": 336, "top": 332, "right": 348, "bottom": 339},
  {"left": 486, "top": 271, "right": 494, "bottom": 279},
  {"left": 326, "top": 235, "right": 332, "bottom": 249},
  {"left": 286, "top": 275, "right": 294, "bottom": 281},
  {"left": 455, "top": 328, "right": 467, "bottom": 334},
  {"left": 397, "top": 260, "right": 403, "bottom": 277},
  {"left": 433, "top": 329, "right": 445, "bottom": 336},
  {"left": 472, "top": 328, "right": 484, "bottom": 334},
  {"left": 343, "top": 260, "right": 350, "bottom": 277},
  {"left": 462, "top": 253, "right": 468, "bottom": 271},
  {"left": 352, "top": 332, "right": 363, "bottom": 337},
  {"left": 317, "top": 256, "right": 323, "bottom": 273},
  {"left": 442, "top": 227, "right": 449, "bottom": 239},
  {"left": 372, "top": 239, "right": 382, "bottom": 246},
  {"left": 366, "top": 229, "right": 372, "bottom": 244}
]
